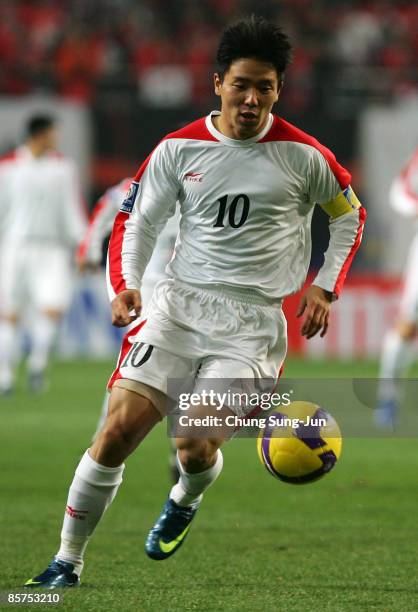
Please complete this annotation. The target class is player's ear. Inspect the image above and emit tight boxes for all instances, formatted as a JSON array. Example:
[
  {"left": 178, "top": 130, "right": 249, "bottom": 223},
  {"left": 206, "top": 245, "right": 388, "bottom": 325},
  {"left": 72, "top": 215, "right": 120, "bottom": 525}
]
[{"left": 214, "top": 73, "right": 222, "bottom": 96}]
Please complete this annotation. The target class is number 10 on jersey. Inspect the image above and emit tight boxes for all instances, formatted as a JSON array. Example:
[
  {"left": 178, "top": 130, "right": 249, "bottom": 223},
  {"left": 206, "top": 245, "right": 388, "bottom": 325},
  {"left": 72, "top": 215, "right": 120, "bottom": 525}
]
[{"left": 213, "top": 194, "right": 250, "bottom": 228}]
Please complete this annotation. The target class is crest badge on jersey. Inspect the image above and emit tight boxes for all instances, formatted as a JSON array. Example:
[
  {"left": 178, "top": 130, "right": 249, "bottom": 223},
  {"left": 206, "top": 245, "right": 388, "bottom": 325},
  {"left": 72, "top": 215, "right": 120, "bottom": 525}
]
[{"left": 120, "top": 181, "right": 140, "bottom": 213}]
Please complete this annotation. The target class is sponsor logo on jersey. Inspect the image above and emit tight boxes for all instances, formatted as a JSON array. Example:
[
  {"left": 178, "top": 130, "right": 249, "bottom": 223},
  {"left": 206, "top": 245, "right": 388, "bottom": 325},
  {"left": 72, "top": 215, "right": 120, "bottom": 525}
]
[
  {"left": 120, "top": 180, "right": 140, "bottom": 213},
  {"left": 184, "top": 172, "right": 204, "bottom": 183}
]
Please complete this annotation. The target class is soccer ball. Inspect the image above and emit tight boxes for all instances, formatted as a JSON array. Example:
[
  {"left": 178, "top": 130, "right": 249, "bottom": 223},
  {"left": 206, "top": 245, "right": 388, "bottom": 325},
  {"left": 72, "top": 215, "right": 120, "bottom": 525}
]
[{"left": 257, "top": 401, "right": 342, "bottom": 484}]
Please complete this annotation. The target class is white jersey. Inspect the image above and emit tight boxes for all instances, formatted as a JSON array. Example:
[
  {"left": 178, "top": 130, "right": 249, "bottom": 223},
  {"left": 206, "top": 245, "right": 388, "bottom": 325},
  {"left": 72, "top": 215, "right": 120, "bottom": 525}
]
[
  {"left": 108, "top": 112, "right": 365, "bottom": 302},
  {"left": 0, "top": 146, "right": 86, "bottom": 247},
  {"left": 80, "top": 177, "right": 180, "bottom": 266},
  {"left": 389, "top": 148, "right": 418, "bottom": 322},
  {"left": 79, "top": 178, "right": 133, "bottom": 265},
  {"left": 80, "top": 176, "right": 180, "bottom": 309}
]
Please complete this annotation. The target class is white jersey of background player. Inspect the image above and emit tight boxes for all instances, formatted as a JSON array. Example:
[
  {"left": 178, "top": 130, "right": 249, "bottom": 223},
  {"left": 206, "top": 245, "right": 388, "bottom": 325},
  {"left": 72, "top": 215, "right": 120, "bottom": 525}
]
[
  {"left": 376, "top": 147, "right": 418, "bottom": 428},
  {"left": 0, "top": 115, "right": 86, "bottom": 394},
  {"left": 25, "top": 18, "right": 366, "bottom": 588},
  {"left": 78, "top": 176, "right": 179, "bottom": 309}
]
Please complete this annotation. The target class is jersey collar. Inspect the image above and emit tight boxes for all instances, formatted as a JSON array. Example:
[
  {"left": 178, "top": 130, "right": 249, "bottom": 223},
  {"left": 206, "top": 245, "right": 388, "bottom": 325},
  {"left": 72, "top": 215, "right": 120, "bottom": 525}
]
[
  {"left": 17, "top": 145, "right": 52, "bottom": 161},
  {"left": 205, "top": 111, "right": 273, "bottom": 147},
  {"left": 16, "top": 145, "right": 35, "bottom": 160}
]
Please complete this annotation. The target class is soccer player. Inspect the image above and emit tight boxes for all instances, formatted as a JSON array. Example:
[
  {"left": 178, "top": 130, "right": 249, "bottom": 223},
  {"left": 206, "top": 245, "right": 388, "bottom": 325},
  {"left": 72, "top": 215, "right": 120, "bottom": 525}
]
[
  {"left": 0, "top": 115, "right": 86, "bottom": 394},
  {"left": 375, "top": 147, "right": 418, "bottom": 428},
  {"left": 77, "top": 178, "right": 133, "bottom": 274},
  {"left": 26, "top": 17, "right": 365, "bottom": 588}
]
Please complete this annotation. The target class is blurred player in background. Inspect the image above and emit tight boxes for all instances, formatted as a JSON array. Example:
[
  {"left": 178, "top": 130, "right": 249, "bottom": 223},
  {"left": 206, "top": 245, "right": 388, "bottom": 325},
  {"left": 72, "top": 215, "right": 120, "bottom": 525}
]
[
  {"left": 0, "top": 114, "right": 86, "bottom": 394},
  {"left": 77, "top": 177, "right": 179, "bottom": 308},
  {"left": 78, "top": 177, "right": 180, "bottom": 479},
  {"left": 77, "top": 178, "right": 133, "bottom": 275},
  {"left": 376, "top": 147, "right": 418, "bottom": 428},
  {"left": 26, "top": 17, "right": 365, "bottom": 588}
]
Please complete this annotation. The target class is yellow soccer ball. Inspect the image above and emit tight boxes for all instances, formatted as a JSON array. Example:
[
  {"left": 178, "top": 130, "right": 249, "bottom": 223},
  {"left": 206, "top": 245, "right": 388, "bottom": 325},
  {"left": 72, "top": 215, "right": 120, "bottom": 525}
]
[{"left": 257, "top": 401, "right": 342, "bottom": 484}]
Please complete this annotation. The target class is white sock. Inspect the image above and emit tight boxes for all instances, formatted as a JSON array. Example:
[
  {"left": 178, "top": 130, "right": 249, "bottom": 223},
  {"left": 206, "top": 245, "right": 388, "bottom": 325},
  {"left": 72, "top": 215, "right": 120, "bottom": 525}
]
[
  {"left": 27, "top": 314, "right": 59, "bottom": 374},
  {"left": 0, "top": 319, "right": 18, "bottom": 389},
  {"left": 170, "top": 449, "right": 223, "bottom": 508},
  {"left": 57, "top": 450, "right": 125, "bottom": 575},
  {"left": 378, "top": 330, "right": 415, "bottom": 402}
]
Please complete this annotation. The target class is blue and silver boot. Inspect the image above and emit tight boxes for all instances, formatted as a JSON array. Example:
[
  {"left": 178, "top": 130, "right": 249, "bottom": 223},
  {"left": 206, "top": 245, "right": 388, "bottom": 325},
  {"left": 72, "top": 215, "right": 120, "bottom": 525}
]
[
  {"left": 145, "top": 498, "right": 199, "bottom": 560},
  {"left": 24, "top": 558, "right": 79, "bottom": 589}
]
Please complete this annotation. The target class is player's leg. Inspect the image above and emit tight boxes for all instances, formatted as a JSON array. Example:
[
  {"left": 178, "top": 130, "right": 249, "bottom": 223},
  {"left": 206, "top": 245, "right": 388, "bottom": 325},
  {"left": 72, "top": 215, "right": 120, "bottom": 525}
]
[
  {"left": 92, "top": 383, "right": 178, "bottom": 484},
  {"left": 25, "top": 384, "right": 162, "bottom": 588},
  {"left": 145, "top": 286, "right": 288, "bottom": 560},
  {"left": 169, "top": 437, "right": 180, "bottom": 483},
  {"left": 0, "top": 246, "right": 24, "bottom": 394},
  {"left": 27, "top": 246, "right": 72, "bottom": 391},
  {"left": 0, "top": 312, "right": 20, "bottom": 394},
  {"left": 145, "top": 377, "right": 270, "bottom": 562},
  {"left": 375, "top": 319, "right": 417, "bottom": 428},
  {"left": 27, "top": 308, "right": 62, "bottom": 392},
  {"left": 91, "top": 390, "right": 111, "bottom": 442},
  {"left": 376, "top": 236, "right": 418, "bottom": 427},
  {"left": 145, "top": 424, "right": 225, "bottom": 561}
]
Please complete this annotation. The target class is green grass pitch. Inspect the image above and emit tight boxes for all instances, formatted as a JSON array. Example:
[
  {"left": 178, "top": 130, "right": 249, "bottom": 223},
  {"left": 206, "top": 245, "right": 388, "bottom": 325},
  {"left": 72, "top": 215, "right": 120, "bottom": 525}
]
[{"left": 1, "top": 358, "right": 417, "bottom": 611}]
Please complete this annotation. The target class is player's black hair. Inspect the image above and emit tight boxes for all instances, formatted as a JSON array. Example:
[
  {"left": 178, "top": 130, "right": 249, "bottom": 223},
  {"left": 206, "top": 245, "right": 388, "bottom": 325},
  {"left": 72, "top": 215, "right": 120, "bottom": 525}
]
[
  {"left": 26, "top": 114, "right": 55, "bottom": 138},
  {"left": 216, "top": 16, "right": 292, "bottom": 83}
]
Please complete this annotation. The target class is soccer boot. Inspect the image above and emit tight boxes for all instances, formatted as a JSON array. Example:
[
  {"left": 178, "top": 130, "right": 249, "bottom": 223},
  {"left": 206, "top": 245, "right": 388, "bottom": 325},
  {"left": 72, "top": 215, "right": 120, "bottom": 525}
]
[
  {"left": 145, "top": 498, "right": 199, "bottom": 560},
  {"left": 374, "top": 398, "right": 398, "bottom": 430},
  {"left": 24, "top": 558, "right": 79, "bottom": 589}
]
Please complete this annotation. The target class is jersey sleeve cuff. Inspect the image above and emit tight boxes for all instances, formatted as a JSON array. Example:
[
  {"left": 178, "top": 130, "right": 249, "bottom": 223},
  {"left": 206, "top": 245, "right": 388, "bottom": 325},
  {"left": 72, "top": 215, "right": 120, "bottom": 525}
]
[{"left": 311, "top": 276, "right": 338, "bottom": 300}]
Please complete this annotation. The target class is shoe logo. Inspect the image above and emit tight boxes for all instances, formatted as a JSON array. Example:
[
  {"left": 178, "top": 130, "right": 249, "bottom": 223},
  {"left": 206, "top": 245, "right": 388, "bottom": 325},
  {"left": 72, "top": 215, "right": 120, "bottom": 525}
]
[
  {"left": 25, "top": 579, "right": 42, "bottom": 586},
  {"left": 159, "top": 525, "right": 191, "bottom": 554},
  {"left": 66, "top": 505, "right": 89, "bottom": 520},
  {"left": 184, "top": 172, "right": 204, "bottom": 183}
]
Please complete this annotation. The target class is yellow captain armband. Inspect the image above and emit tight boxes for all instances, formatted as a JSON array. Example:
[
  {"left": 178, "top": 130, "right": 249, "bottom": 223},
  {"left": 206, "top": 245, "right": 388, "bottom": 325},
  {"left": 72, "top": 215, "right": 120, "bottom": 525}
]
[{"left": 320, "top": 186, "right": 361, "bottom": 219}]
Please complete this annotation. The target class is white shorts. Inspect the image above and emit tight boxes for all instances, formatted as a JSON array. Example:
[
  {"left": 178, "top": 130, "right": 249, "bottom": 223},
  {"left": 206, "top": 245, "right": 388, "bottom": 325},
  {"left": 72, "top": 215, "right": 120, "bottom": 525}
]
[
  {"left": 0, "top": 243, "right": 73, "bottom": 314},
  {"left": 108, "top": 279, "right": 287, "bottom": 417},
  {"left": 399, "top": 234, "right": 418, "bottom": 324}
]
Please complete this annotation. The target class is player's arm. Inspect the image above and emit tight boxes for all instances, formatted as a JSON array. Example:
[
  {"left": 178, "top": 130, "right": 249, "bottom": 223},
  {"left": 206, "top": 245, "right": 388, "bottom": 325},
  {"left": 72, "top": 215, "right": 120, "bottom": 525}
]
[
  {"left": 389, "top": 148, "right": 418, "bottom": 217},
  {"left": 298, "top": 151, "right": 366, "bottom": 339},
  {"left": 0, "top": 152, "right": 15, "bottom": 238},
  {"left": 77, "top": 178, "right": 132, "bottom": 272},
  {"left": 107, "top": 141, "right": 180, "bottom": 327},
  {"left": 62, "top": 160, "right": 88, "bottom": 248}
]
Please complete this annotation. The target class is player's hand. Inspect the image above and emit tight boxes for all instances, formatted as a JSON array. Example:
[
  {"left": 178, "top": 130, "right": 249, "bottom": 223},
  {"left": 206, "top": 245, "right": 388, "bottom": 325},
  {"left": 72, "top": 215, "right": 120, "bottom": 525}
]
[
  {"left": 296, "top": 285, "right": 333, "bottom": 339},
  {"left": 111, "top": 289, "right": 142, "bottom": 327}
]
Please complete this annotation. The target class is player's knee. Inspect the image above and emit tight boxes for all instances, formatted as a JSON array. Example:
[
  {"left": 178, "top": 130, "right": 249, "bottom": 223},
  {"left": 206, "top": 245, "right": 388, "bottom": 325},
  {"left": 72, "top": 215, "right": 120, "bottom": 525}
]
[{"left": 177, "top": 438, "right": 219, "bottom": 472}]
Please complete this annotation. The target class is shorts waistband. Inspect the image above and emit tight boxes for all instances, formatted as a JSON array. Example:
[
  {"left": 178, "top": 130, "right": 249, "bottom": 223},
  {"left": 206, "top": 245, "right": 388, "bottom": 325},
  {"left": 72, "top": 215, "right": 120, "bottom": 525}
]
[{"left": 175, "top": 280, "right": 283, "bottom": 307}]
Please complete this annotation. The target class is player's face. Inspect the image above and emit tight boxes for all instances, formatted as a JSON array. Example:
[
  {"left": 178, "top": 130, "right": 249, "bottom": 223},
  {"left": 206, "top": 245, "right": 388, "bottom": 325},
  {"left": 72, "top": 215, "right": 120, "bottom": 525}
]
[
  {"left": 41, "top": 126, "right": 58, "bottom": 152},
  {"left": 214, "top": 58, "right": 281, "bottom": 139}
]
